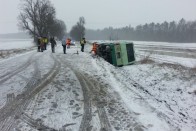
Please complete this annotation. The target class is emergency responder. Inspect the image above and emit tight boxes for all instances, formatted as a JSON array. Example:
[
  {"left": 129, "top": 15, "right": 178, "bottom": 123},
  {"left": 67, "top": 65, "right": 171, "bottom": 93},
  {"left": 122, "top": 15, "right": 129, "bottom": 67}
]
[
  {"left": 66, "top": 38, "right": 71, "bottom": 49},
  {"left": 80, "top": 37, "right": 86, "bottom": 52},
  {"left": 43, "top": 37, "right": 48, "bottom": 50},
  {"left": 40, "top": 37, "right": 45, "bottom": 52},
  {"left": 90, "top": 42, "right": 98, "bottom": 55}
]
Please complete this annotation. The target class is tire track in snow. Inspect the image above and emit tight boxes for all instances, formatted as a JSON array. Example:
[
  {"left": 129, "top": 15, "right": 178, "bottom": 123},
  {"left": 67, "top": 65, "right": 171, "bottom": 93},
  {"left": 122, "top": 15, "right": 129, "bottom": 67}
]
[
  {"left": 0, "top": 53, "right": 61, "bottom": 131},
  {"left": 57, "top": 54, "right": 112, "bottom": 131},
  {"left": 20, "top": 113, "right": 57, "bottom": 131},
  {"left": 74, "top": 72, "right": 112, "bottom": 131},
  {"left": 0, "top": 52, "right": 45, "bottom": 85},
  {"left": 76, "top": 72, "right": 93, "bottom": 131},
  {"left": 80, "top": 73, "right": 112, "bottom": 131},
  {"left": 0, "top": 60, "right": 40, "bottom": 119},
  {"left": 17, "top": 53, "right": 61, "bottom": 130},
  {"left": 0, "top": 59, "right": 41, "bottom": 131},
  {"left": 0, "top": 53, "right": 36, "bottom": 84},
  {"left": 4, "top": 60, "right": 42, "bottom": 131}
]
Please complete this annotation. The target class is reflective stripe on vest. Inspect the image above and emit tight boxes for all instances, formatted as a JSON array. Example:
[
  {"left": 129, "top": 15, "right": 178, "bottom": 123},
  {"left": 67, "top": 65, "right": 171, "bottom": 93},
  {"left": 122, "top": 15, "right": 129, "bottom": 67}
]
[
  {"left": 92, "top": 44, "right": 97, "bottom": 51},
  {"left": 81, "top": 40, "right": 85, "bottom": 44}
]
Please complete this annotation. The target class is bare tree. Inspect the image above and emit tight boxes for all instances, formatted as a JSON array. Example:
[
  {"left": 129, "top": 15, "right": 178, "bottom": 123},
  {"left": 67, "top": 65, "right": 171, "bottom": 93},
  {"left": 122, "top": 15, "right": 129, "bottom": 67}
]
[
  {"left": 18, "top": 0, "right": 57, "bottom": 38},
  {"left": 70, "top": 17, "right": 86, "bottom": 41},
  {"left": 49, "top": 19, "right": 67, "bottom": 39}
]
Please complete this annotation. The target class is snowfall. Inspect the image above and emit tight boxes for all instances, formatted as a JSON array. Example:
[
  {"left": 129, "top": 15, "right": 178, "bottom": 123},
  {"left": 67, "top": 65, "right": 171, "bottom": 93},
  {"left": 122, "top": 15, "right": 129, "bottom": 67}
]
[{"left": 0, "top": 38, "right": 195, "bottom": 131}]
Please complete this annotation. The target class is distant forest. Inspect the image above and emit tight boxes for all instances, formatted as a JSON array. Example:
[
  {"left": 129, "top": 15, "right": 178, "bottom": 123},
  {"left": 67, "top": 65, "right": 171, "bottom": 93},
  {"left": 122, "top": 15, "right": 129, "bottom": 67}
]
[{"left": 86, "top": 18, "right": 196, "bottom": 43}]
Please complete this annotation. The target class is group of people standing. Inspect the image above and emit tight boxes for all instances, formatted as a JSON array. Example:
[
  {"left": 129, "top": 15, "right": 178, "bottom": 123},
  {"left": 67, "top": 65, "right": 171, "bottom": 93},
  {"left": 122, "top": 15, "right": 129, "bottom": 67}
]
[
  {"left": 37, "top": 37, "right": 48, "bottom": 52},
  {"left": 61, "top": 37, "right": 86, "bottom": 54},
  {"left": 37, "top": 37, "right": 56, "bottom": 53},
  {"left": 37, "top": 36, "right": 86, "bottom": 54}
]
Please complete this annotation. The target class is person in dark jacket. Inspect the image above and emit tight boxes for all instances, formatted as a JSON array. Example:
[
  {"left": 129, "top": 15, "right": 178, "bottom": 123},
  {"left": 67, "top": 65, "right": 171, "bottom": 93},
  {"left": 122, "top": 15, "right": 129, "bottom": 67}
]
[
  {"left": 37, "top": 37, "right": 41, "bottom": 52},
  {"left": 50, "top": 37, "right": 56, "bottom": 53},
  {"left": 62, "top": 37, "right": 66, "bottom": 54},
  {"left": 80, "top": 37, "right": 86, "bottom": 52}
]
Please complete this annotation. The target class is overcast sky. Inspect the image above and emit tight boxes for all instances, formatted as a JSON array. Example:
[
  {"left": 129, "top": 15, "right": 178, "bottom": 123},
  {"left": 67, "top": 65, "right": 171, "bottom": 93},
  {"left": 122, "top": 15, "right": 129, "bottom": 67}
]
[{"left": 0, "top": 0, "right": 196, "bottom": 34}]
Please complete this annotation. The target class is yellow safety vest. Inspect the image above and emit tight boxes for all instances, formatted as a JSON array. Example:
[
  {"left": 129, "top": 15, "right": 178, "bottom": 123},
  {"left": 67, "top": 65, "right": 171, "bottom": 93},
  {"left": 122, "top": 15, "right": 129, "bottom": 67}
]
[
  {"left": 44, "top": 38, "right": 48, "bottom": 43},
  {"left": 81, "top": 40, "right": 85, "bottom": 44}
]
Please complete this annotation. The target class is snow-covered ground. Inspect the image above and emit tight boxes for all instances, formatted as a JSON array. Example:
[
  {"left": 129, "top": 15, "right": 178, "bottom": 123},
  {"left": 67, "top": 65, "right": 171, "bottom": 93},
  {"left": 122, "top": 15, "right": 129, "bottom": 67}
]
[{"left": 0, "top": 40, "right": 195, "bottom": 131}]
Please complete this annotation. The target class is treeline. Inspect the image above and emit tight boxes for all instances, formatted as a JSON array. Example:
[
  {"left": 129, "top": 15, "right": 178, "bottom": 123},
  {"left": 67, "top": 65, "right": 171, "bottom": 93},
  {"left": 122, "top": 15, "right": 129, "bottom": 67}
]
[{"left": 86, "top": 19, "right": 196, "bottom": 43}]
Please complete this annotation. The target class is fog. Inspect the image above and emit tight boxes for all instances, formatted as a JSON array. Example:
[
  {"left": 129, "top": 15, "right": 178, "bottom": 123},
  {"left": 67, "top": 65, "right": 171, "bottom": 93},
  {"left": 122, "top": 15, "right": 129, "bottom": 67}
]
[{"left": 0, "top": 0, "right": 196, "bottom": 34}]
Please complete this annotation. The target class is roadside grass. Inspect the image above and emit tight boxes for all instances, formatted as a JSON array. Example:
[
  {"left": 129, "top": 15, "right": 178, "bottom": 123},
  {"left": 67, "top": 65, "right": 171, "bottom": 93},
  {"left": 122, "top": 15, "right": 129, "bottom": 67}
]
[
  {"left": 193, "top": 90, "right": 196, "bottom": 95},
  {"left": 0, "top": 50, "right": 11, "bottom": 58},
  {"left": 157, "top": 62, "right": 196, "bottom": 95},
  {"left": 157, "top": 62, "right": 196, "bottom": 79},
  {"left": 0, "top": 51, "right": 3, "bottom": 58},
  {"left": 138, "top": 50, "right": 196, "bottom": 77},
  {"left": 138, "top": 54, "right": 155, "bottom": 64},
  {"left": 0, "top": 48, "right": 34, "bottom": 59},
  {"left": 190, "top": 65, "right": 196, "bottom": 74},
  {"left": 137, "top": 51, "right": 196, "bottom": 95},
  {"left": 190, "top": 65, "right": 196, "bottom": 95},
  {"left": 158, "top": 62, "right": 186, "bottom": 71}
]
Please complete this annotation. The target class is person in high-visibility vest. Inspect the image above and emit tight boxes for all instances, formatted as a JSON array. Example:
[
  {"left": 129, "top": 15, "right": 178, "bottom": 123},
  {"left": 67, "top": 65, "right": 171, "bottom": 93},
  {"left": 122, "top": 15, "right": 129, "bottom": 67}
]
[
  {"left": 66, "top": 38, "right": 71, "bottom": 49},
  {"left": 90, "top": 42, "right": 98, "bottom": 55},
  {"left": 40, "top": 37, "right": 45, "bottom": 52},
  {"left": 43, "top": 37, "right": 48, "bottom": 50},
  {"left": 80, "top": 37, "right": 86, "bottom": 52}
]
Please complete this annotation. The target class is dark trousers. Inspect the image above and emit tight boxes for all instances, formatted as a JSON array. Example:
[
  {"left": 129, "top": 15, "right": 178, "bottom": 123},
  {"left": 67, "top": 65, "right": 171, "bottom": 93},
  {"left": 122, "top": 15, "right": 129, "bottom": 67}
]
[
  {"left": 51, "top": 46, "right": 55, "bottom": 53},
  {"left": 44, "top": 43, "right": 47, "bottom": 50},
  {"left": 41, "top": 44, "right": 44, "bottom": 52},
  {"left": 81, "top": 44, "right": 84, "bottom": 52},
  {"left": 62, "top": 45, "right": 66, "bottom": 54},
  {"left": 37, "top": 46, "right": 40, "bottom": 52}
]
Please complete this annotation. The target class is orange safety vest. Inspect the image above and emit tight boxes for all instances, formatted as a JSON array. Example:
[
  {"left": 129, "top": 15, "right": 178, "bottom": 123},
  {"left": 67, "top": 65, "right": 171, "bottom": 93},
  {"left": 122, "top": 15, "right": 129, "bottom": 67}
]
[
  {"left": 66, "top": 39, "right": 71, "bottom": 45},
  {"left": 92, "top": 43, "right": 98, "bottom": 53}
]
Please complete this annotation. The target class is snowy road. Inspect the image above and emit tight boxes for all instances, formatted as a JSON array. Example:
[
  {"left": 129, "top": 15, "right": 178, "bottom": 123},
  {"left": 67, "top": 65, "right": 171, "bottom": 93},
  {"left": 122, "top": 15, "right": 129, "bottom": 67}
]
[
  {"left": 0, "top": 50, "right": 60, "bottom": 131},
  {"left": 0, "top": 41, "right": 195, "bottom": 131}
]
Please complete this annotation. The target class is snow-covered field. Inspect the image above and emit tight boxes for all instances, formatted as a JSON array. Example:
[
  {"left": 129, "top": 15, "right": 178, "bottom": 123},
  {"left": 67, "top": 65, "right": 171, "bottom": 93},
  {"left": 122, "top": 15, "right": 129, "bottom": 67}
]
[
  {"left": 0, "top": 39, "right": 35, "bottom": 59},
  {"left": 0, "top": 40, "right": 195, "bottom": 131},
  {"left": 0, "top": 39, "right": 34, "bottom": 50}
]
